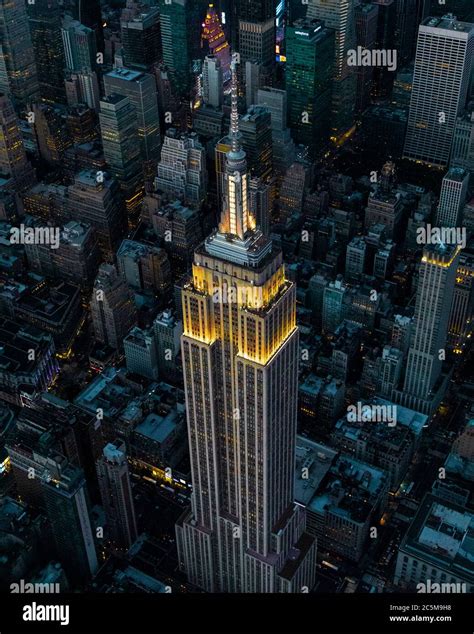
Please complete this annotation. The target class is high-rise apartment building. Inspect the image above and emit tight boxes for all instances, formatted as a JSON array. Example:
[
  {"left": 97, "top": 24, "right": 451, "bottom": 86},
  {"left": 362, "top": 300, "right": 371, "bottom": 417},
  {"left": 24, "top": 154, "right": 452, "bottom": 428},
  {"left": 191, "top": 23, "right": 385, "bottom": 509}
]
[
  {"left": 436, "top": 168, "right": 470, "bottom": 228},
  {"left": 403, "top": 15, "right": 474, "bottom": 167},
  {"left": 96, "top": 440, "right": 138, "bottom": 550},
  {"left": 306, "top": 0, "right": 357, "bottom": 138},
  {"left": 175, "top": 64, "right": 316, "bottom": 593},
  {"left": 0, "top": 0, "right": 39, "bottom": 106}
]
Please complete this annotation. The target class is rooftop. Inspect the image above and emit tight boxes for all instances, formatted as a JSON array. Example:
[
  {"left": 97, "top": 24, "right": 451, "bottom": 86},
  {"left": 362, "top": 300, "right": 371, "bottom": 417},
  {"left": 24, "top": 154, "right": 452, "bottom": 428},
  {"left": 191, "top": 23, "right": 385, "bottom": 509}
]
[
  {"left": 401, "top": 493, "right": 474, "bottom": 582},
  {"left": 134, "top": 411, "right": 177, "bottom": 444},
  {"left": 294, "top": 436, "right": 338, "bottom": 506}
]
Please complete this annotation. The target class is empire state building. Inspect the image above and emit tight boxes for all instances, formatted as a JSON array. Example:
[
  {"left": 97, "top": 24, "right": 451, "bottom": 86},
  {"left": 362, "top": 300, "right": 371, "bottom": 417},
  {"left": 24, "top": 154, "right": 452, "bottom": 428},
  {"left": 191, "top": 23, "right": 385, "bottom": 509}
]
[{"left": 175, "top": 63, "right": 317, "bottom": 593}]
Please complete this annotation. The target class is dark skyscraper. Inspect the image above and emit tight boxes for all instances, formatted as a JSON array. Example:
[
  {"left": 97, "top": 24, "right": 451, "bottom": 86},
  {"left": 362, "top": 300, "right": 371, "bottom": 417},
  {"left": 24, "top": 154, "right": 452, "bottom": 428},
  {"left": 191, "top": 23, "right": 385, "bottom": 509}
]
[
  {"left": 0, "top": 0, "right": 40, "bottom": 106},
  {"left": 120, "top": 2, "right": 161, "bottom": 71},
  {"left": 75, "top": 0, "right": 105, "bottom": 52},
  {"left": 159, "top": 0, "right": 209, "bottom": 98},
  {"left": 42, "top": 465, "right": 98, "bottom": 583},
  {"left": 236, "top": 0, "right": 277, "bottom": 67},
  {"left": 28, "top": 0, "right": 66, "bottom": 104},
  {"left": 286, "top": 20, "right": 334, "bottom": 155},
  {"left": 96, "top": 440, "right": 138, "bottom": 550},
  {"left": 237, "top": 0, "right": 276, "bottom": 20}
]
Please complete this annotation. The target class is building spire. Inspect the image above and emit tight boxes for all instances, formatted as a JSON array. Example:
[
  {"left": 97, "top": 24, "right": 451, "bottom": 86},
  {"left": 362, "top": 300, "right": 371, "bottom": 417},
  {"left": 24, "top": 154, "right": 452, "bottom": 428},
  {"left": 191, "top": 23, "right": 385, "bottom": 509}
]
[{"left": 230, "top": 59, "right": 240, "bottom": 153}]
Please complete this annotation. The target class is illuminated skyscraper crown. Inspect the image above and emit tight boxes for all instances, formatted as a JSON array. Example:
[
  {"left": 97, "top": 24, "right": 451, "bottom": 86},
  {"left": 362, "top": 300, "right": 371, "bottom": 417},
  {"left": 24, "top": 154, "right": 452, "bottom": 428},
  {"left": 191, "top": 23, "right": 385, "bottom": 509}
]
[
  {"left": 206, "top": 58, "right": 271, "bottom": 267},
  {"left": 218, "top": 60, "right": 254, "bottom": 239}
]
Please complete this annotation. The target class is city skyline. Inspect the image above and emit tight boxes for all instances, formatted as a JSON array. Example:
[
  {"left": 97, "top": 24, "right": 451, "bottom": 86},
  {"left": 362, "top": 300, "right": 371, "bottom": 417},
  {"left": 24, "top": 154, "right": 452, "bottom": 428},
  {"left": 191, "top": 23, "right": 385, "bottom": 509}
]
[{"left": 0, "top": 0, "right": 473, "bottom": 631}]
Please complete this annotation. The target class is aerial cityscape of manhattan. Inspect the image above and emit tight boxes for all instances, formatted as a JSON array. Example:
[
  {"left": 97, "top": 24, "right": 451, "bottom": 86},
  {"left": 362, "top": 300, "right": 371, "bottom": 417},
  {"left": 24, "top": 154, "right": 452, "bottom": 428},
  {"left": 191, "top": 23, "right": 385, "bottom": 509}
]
[{"left": 0, "top": 0, "right": 473, "bottom": 632}]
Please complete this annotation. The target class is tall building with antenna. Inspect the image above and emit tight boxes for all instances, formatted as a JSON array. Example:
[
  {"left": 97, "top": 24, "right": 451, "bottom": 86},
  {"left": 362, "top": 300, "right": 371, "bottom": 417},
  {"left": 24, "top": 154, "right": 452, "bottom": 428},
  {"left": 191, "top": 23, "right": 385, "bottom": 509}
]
[{"left": 175, "top": 62, "right": 317, "bottom": 592}]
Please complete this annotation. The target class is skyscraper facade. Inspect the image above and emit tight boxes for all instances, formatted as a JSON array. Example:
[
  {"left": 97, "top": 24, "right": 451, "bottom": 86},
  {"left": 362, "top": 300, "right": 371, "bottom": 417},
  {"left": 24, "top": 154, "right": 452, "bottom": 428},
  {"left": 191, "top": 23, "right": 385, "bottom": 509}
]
[
  {"left": 257, "top": 87, "right": 296, "bottom": 174},
  {"left": 42, "top": 465, "right": 98, "bottom": 583},
  {"left": 403, "top": 15, "right": 474, "bottom": 167},
  {"left": 104, "top": 68, "right": 161, "bottom": 170},
  {"left": 159, "top": 0, "right": 209, "bottom": 97},
  {"left": 354, "top": 2, "right": 379, "bottom": 113},
  {"left": 0, "top": 93, "right": 35, "bottom": 192},
  {"left": 202, "top": 55, "right": 224, "bottom": 108},
  {"left": 286, "top": 20, "right": 334, "bottom": 155},
  {"left": 91, "top": 263, "right": 137, "bottom": 350},
  {"left": 0, "top": 0, "right": 39, "bottom": 106},
  {"left": 120, "top": 2, "right": 161, "bottom": 71},
  {"left": 306, "top": 0, "right": 357, "bottom": 138},
  {"left": 62, "top": 17, "right": 97, "bottom": 73},
  {"left": 201, "top": 4, "right": 231, "bottom": 84},
  {"left": 66, "top": 171, "right": 127, "bottom": 259},
  {"left": 99, "top": 93, "right": 144, "bottom": 222},
  {"left": 175, "top": 64, "right": 317, "bottom": 593},
  {"left": 235, "top": 0, "right": 276, "bottom": 67},
  {"left": 450, "top": 109, "right": 474, "bottom": 174},
  {"left": 96, "top": 440, "right": 138, "bottom": 550},
  {"left": 400, "top": 244, "right": 461, "bottom": 413},
  {"left": 448, "top": 251, "right": 474, "bottom": 352},
  {"left": 239, "top": 105, "right": 273, "bottom": 180},
  {"left": 28, "top": 0, "right": 66, "bottom": 104},
  {"left": 435, "top": 168, "right": 469, "bottom": 228},
  {"left": 155, "top": 129, "right": 207, "bottom": 206}
]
